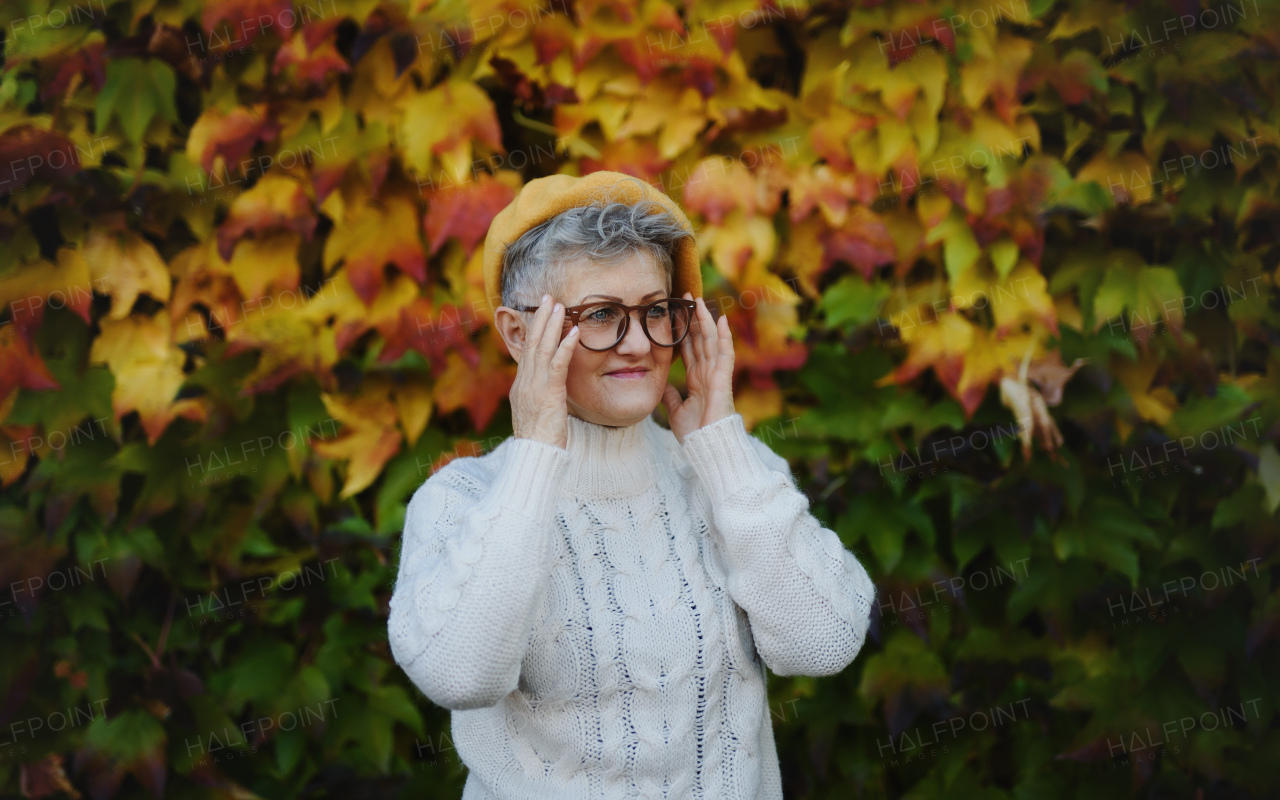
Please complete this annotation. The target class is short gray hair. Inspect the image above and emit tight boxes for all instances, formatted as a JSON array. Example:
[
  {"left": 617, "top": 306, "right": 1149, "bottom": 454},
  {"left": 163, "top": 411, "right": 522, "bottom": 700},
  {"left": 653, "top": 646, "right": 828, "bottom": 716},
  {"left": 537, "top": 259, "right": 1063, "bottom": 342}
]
[{"left": 499, "top": 198, "right": 692, "bottom": 308}]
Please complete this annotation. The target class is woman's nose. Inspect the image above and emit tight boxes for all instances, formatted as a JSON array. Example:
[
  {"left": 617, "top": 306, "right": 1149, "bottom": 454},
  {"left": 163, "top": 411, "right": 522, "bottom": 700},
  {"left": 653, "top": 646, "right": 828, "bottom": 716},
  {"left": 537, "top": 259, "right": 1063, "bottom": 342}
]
[{"left": 614, "top": 310, "right": 652, "bottom": 355}]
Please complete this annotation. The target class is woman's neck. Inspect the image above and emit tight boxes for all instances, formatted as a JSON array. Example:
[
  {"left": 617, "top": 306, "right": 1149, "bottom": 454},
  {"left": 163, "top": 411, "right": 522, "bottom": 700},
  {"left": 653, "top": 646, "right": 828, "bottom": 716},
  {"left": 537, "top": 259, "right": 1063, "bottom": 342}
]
[{"left": 561, "top": 413, "right": 670, "bottom": 498}]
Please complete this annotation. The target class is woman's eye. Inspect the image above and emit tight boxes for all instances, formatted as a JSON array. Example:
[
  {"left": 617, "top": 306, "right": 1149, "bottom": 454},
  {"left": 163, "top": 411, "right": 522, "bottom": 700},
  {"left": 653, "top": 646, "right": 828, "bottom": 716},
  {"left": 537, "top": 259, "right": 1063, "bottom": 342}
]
[{"left": 647, "top": 306, "right": 669, "bottom": 319}]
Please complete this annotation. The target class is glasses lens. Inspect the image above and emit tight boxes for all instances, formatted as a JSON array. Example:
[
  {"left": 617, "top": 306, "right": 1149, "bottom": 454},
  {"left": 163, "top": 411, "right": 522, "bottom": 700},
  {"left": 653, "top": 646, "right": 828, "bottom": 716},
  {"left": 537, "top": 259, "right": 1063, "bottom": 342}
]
[
  {"left": 577, "top": 303, "right": 626, "bottom": 349},
  {"left": 643, "top": 300, "right": 690, "bottom": 346}
]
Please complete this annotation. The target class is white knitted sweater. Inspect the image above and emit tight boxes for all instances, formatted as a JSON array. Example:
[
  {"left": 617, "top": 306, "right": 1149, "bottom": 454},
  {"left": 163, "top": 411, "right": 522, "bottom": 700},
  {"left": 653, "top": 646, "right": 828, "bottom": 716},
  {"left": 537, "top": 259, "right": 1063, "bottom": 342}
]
[{"left": 388, "top": 412, "right": 875, "bottom": 800}]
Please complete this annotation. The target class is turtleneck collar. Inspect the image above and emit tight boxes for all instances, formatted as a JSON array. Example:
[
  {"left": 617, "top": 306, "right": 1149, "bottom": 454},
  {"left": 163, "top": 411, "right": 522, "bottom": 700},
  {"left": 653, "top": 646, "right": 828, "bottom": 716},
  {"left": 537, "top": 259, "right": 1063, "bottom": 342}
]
[{"left": 562, "top": 412, "right": 673, "bottom": 498}]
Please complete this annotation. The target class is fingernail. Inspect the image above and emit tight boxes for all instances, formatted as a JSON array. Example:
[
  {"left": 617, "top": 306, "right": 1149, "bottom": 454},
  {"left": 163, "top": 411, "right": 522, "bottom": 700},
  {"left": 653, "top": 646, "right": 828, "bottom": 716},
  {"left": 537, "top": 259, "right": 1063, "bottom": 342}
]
[
  {"left": 554, "top": 302, "right": 563, "bottom": 312},
  {"left": 542, "top": 294, "right": 550, "bottom": 303}
]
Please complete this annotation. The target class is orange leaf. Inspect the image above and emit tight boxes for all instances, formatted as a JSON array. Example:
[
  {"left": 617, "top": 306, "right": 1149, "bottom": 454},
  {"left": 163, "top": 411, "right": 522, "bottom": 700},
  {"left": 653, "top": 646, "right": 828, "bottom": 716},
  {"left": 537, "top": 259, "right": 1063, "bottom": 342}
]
[
  {"left": 822, "top": 206, "right": 897, "bottom": 280},
  {"left": 0, "top": 247, "right": 96, "bottom": 338},
  {"left": 0, "top": 323, "right": 60, "bottom": 403},
  {"left": 424, "top": 173, "right": 515, "bottom": 257},
  {"left": 311, "top": 381, "right": 404, "bottom": 499},
  {"left": 185, "top": 104, "right": 281, "bottom": 176},
  {"left": 400, "top": 81, "right": 504, "bottom": 182},
  {"left": 216, "top": 174, "right": 316, "bottom": 263},
  {"left": 432, "top": 344, "right": 515, "bottom": 431},
  {"left": 20, "top": 753, "right": 81, "bottom": 799},
  {"left": 169, "top": 242, "right": 245, "bottom": 342},
  {"left": 323, "top": 190, "right": 426, "bottom": 305},
  {"left": 272, "top": 25, "right": 350, "bottom": 87}
]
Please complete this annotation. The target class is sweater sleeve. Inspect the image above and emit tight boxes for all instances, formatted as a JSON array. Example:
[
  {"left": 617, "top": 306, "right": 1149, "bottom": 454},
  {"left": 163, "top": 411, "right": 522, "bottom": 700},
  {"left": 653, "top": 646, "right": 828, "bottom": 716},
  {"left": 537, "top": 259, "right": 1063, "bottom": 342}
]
[
  {"left": 387, "top": 437, "right": 570, "bottom": 710},
  {"left": 680, "top": 414, "right": 875, "bottom": 677}
]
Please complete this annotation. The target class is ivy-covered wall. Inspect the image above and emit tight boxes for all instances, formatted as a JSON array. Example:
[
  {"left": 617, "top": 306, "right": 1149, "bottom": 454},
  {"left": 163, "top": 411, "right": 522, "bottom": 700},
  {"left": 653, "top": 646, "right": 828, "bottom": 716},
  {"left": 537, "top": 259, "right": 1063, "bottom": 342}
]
[{"left": 0, "top": 0, "right": 1276, "bottom": 797}]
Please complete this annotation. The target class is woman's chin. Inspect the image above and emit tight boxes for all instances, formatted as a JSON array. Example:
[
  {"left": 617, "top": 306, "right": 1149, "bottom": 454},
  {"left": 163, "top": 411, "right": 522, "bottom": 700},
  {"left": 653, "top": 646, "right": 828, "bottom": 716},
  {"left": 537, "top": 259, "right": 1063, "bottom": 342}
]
[{"left": 573, "top": 388, "right": 661, "bottom": 426}]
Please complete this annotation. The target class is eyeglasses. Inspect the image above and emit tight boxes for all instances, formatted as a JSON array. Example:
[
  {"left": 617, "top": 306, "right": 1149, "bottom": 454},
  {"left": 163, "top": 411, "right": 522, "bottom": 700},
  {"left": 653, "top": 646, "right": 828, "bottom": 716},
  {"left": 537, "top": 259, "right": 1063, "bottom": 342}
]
[{"left": 511, "top": 298, "right": 698, "bottom": 352}]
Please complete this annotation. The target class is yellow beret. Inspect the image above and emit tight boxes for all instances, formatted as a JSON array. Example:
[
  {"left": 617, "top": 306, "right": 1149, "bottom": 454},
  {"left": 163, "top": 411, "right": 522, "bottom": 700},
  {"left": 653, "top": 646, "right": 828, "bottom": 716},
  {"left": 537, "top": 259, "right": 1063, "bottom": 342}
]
[{"left": 482, "top": 170, "right": 701, "bottom": 314}]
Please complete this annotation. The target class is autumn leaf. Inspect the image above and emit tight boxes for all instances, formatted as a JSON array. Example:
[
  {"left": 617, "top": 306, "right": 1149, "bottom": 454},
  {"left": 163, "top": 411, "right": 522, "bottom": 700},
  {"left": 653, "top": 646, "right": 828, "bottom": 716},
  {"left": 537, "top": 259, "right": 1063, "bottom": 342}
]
[
  {"left": 202, "top": 0, "right": 297, "bottom": 42},
  {"left": 1093, "top": 251, "right": 1184, "bottom": 336},
  {"left": 322, "top": 188, "right": 426, "bottom": 305},
  {"left": 273, "top": 24, "right": 351, "bottom": 87},
  {"left": 1113, "top": 352, "right": 1179, "bottom": 430},
  {"left": 186, "top": 104, "right": 283, "bottom": 176},
  {"left": 424, "top": 172, "right": 517, "bottom": 257},
  {"left": 393, "top": 374, "right": 432, "bottom": 447},
  {"left": 0, "top": 324, "right": 60, "bottom": 404},
  {"left": 0, "top": 247, "right": 96, "bottom": 338},
  {"left": 399, "top": 81, "right": 504, "bottom": 183},
  {"left": 216, "top": 174, "right": 317, "bottom": 263},
  {"left": 432, "top": 343, "right": 515, "bottom": 431},
  {"left": 223, "top": 293, "right": 341, "bottom": 394},
  {"left": 822, "top": 206, "right": 897, "bottom": 279},
  {"left": 20, "top": 753, "right": 81, "bottom": 799},
  {"left": 89, "top": 314, "right": 206, "bottom": 444},
  {"left": 311, "top": 380, "right": 404, "bottom": 499},
  {"left": 224, "top": 233, "right": 304, "bottom": 311},
  {"left": 168, "top": 241, "right": 246, "bottom": 343},
  {"left": 682, "top": 156, "right": 780, "bottom": 225},
  {"left": 0, "top": 126, "right": 82, "bottom": 191},
  {"left": 83, "top": 229, "right": 173, "bottom": 321}
]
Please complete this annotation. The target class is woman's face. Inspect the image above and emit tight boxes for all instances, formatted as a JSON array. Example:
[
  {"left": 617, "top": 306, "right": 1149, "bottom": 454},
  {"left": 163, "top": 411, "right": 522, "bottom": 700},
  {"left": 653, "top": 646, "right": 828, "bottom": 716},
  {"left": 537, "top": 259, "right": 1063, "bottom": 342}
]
[{"left": 556, "top": 252, "right": 675, "bottom": 428}]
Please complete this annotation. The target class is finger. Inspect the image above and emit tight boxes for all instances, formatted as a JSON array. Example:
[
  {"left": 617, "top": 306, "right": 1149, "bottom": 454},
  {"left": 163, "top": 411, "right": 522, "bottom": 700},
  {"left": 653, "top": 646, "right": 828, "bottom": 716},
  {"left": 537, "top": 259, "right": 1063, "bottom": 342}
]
[
  {"left": 548, "top": 324, "right": 579, "bottom": 380},
  {"left": 679, "top": 331, "right": 694, "bottom": 368},
  {"left": 661, "top": 382, "right": 683, "bottom": 415},
  {"left": 522, "top": 294, "right": 552, "bottom": 362},
  {"left": 537, "top": 302, "right": 566, "bottom": 361},
  {"left": 698, "top": 297, "right": 717, "bottom": 355},
  {"left": 716, "top": 313, "right": 735, "bottom": 371},
  {"left": 688, "top": 312, "right": 704, "bottom": 366},
  {"left": 692, "top": 299, "right": 709, "bottom": 364}
]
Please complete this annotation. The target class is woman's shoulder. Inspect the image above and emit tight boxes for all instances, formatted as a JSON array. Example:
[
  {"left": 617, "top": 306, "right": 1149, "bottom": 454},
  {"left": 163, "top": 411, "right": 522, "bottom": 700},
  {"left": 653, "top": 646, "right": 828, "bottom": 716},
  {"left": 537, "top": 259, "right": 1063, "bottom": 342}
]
[{"left": 413, "top": 435, "right": 518, "bottom": 498}]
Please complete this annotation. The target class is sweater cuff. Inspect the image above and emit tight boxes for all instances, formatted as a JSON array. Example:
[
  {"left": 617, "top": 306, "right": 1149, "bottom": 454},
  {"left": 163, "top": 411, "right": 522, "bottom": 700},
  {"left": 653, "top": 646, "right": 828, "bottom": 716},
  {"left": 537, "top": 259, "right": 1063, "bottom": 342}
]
[
  {"left": 487, "top": 437, "right": 570, "bottom": 521},
  {"left": 680, "top": 413, "right": 779, "bottom": 504}
]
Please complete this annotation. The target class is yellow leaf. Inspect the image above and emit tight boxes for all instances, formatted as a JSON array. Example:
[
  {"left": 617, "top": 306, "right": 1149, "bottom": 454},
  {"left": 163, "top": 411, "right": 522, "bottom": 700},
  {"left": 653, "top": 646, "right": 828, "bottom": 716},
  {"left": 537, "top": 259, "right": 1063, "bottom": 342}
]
[
  {"left": 697, "top": 209, "right": 776, "bottom": 282},
  {"left": 84, "top": 229, "right": 172, "bottom": 321},
  {"left": 734, "top": 385, "right": 783, "bottom": 431},
  {"left": 394, "top": 376, "right": 433, "bottom": 447},
  {"left": 228, "top": 232, "right": 301, "bottom": 303},
  {"left": 89, "top": 314, "right": 205, "bottom": 444},
  {"left": 312, "top": 380, "right": 403, "bottom": 499},
  {"left": 1114, "top": 353, "right": 1178, "bottom": 426}
]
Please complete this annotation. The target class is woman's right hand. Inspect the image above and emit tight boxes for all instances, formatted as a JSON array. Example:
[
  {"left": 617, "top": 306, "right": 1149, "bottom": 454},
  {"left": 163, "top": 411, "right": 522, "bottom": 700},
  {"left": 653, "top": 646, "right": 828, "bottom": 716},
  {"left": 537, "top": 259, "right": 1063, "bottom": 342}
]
[{"left": 509, "top": 294, "right": 580, "bottom": 450}]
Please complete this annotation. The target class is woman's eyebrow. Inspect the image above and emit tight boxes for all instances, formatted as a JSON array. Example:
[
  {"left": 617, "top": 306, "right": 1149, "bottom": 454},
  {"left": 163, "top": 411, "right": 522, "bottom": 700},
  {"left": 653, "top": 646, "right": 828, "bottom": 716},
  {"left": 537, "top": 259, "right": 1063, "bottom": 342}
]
[{"left": 579, "top": 290, "right": 666, "bottom": 303}]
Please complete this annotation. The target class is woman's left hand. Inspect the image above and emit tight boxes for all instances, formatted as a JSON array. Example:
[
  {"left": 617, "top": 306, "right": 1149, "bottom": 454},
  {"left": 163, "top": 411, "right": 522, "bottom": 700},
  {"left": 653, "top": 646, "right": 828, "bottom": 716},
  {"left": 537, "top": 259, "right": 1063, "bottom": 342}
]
[{"left": 662, "top": 294, "right": 737, "bottom": 443}]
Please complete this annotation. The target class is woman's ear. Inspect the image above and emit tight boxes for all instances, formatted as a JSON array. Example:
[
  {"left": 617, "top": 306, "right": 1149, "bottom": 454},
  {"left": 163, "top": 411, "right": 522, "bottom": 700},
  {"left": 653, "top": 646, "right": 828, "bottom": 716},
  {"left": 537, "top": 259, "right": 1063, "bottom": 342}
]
[{"left": 493, "top": 306, "right": 528, "bottom": 361}]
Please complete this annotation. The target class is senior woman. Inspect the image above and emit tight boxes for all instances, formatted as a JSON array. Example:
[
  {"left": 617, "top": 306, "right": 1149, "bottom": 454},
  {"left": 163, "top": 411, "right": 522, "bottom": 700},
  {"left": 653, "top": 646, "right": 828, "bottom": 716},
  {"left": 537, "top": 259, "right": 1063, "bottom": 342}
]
[{"left": 388, "top": 171, "right": 875, "bottom": 800}]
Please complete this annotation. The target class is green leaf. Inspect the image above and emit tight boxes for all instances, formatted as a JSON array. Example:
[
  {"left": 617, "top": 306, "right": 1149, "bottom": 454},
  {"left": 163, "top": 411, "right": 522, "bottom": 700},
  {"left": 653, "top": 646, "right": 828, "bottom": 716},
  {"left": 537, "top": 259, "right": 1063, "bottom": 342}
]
[
  {"left": 1092, "top": 251, "right": 1184, "bottom": 332},
  {"left": 1212, "top": 485, "right": 1266, "bottom": 529},
  {"left": 85, "top": 709, "right": 166, "bottom": 764},
  {"left": 1053, "top": 496, "right": 1160, "bottom": 585},
  {"left": 819, "top": 274, "right": 890, "bottom": 330},
  {"left": 990, "top": 238, "right": 1019, "bottom": 281},
  {"left": 1258, "top": 444, "right": 1280, "bottom": 515},
  {"left": 95, "top": 58, "right": 179, "bottom": 144}
]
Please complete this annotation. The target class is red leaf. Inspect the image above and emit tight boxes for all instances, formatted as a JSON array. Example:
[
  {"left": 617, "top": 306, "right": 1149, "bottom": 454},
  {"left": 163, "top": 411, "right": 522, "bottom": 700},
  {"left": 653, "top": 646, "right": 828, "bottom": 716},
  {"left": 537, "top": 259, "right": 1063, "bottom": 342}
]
[
  {"left": 424, "top": 174, "right": 515, "bottom": 257},
  {"left": 0, "top": 325, "right": 60, "bottom": 401},
  {"left": 821, "top": 207, "right": 897, "bottom": 279}
]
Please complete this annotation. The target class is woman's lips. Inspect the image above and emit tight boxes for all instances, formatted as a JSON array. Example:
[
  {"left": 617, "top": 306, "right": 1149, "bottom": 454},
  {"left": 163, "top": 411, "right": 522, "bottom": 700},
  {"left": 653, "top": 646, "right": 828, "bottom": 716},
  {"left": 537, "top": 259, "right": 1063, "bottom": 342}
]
[{"left": 604, "top": 368, "right": 649, "bottom": 379}]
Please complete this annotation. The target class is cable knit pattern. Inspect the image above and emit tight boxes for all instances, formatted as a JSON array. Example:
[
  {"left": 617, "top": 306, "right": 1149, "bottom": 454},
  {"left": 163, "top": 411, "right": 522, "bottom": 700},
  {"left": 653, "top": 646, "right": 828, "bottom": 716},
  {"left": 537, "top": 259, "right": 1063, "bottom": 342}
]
[{"left": 387, "top": 412, "right": 876, "bottom": 799}]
